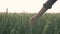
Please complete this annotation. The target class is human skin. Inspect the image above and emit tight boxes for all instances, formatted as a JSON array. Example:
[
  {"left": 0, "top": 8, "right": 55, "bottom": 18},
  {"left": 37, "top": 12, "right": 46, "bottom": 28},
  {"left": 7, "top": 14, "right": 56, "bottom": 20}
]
[
  {"left": 30, "top": 7, "right": 47, "bottom": 25},
  {"left": 30, "top": 0, "right": 57, "bottom": 25}
]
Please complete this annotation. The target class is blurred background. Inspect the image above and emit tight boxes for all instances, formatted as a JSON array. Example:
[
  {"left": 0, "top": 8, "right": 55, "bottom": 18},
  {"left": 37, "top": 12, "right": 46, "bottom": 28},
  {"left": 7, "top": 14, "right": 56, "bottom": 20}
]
[{"left": 0, "top": 0, "right": 60, "bottom": 34}]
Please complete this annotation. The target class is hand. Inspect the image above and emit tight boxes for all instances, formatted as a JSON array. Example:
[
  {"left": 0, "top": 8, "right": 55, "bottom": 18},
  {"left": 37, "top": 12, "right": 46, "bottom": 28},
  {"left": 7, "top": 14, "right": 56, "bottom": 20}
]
[{"left": 29, "top": 16, "right": 37, "bottom": 25}]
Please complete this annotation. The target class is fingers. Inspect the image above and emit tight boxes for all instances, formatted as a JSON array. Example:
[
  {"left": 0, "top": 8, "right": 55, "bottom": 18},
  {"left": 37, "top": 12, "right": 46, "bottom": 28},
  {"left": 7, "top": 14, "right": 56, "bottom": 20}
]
[{"left": 29, "top": 16, "right": 37, "bottom": 25}]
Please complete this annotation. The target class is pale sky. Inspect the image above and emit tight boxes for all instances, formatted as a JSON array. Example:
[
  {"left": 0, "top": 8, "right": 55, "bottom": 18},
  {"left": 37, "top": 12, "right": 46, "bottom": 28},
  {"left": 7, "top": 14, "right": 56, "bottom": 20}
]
[{"left": 0, "top": 0, "right": 60, "bottom": 13}]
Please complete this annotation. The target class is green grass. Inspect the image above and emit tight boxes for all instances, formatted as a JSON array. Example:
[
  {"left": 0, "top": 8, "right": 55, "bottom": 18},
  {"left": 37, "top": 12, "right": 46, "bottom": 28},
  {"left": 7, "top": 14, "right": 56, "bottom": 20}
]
[{"left": 0, "top": 13, "right": 60, "bottom": 34}]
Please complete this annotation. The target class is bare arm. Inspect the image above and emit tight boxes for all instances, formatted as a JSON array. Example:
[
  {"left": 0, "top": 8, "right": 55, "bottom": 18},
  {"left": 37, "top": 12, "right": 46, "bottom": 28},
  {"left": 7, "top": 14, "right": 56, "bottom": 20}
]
[
  {"left": 34, "top": 7, "right": 47, "bottom": 19},
  {"left": 29, "top": 7, "right": 48, "bottom": 24},
  {"left": 30, "top": 0, "right": 57, "bottom": 24},
  {"left": 35, "top": 0, "right": 57, "bottom": 18}
]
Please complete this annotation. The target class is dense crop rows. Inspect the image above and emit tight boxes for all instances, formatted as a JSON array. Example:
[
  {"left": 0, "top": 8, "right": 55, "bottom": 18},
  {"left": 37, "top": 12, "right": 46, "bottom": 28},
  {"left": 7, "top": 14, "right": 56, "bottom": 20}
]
[{"left": 0, "top": 13, "right": 60, "bottom": 34}]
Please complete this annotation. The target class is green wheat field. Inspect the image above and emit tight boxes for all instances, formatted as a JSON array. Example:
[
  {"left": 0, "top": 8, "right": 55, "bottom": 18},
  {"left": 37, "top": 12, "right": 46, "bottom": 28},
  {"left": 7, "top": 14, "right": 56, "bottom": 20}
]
[{"left": 0, "top": 13, "right": 60, "bottom": 34}]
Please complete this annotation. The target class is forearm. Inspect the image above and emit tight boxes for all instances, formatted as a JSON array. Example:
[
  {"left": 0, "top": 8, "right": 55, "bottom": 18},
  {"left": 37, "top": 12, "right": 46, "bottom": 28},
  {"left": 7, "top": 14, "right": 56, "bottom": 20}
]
[
  {"left": 34, "top": 7, "right": 48, "bottom": 18},
  {"left": 34, "top": 0, "right": 57, "bottom": 19},
  {"left": 30, "top": 0, "right": 57, "bottom": 24}
]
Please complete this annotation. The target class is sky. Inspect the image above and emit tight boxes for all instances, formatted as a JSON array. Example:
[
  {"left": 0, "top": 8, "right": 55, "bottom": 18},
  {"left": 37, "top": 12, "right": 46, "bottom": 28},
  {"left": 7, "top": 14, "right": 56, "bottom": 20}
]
[{"left": 0, "top": 0, "right": 60, "bottom": 13}]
